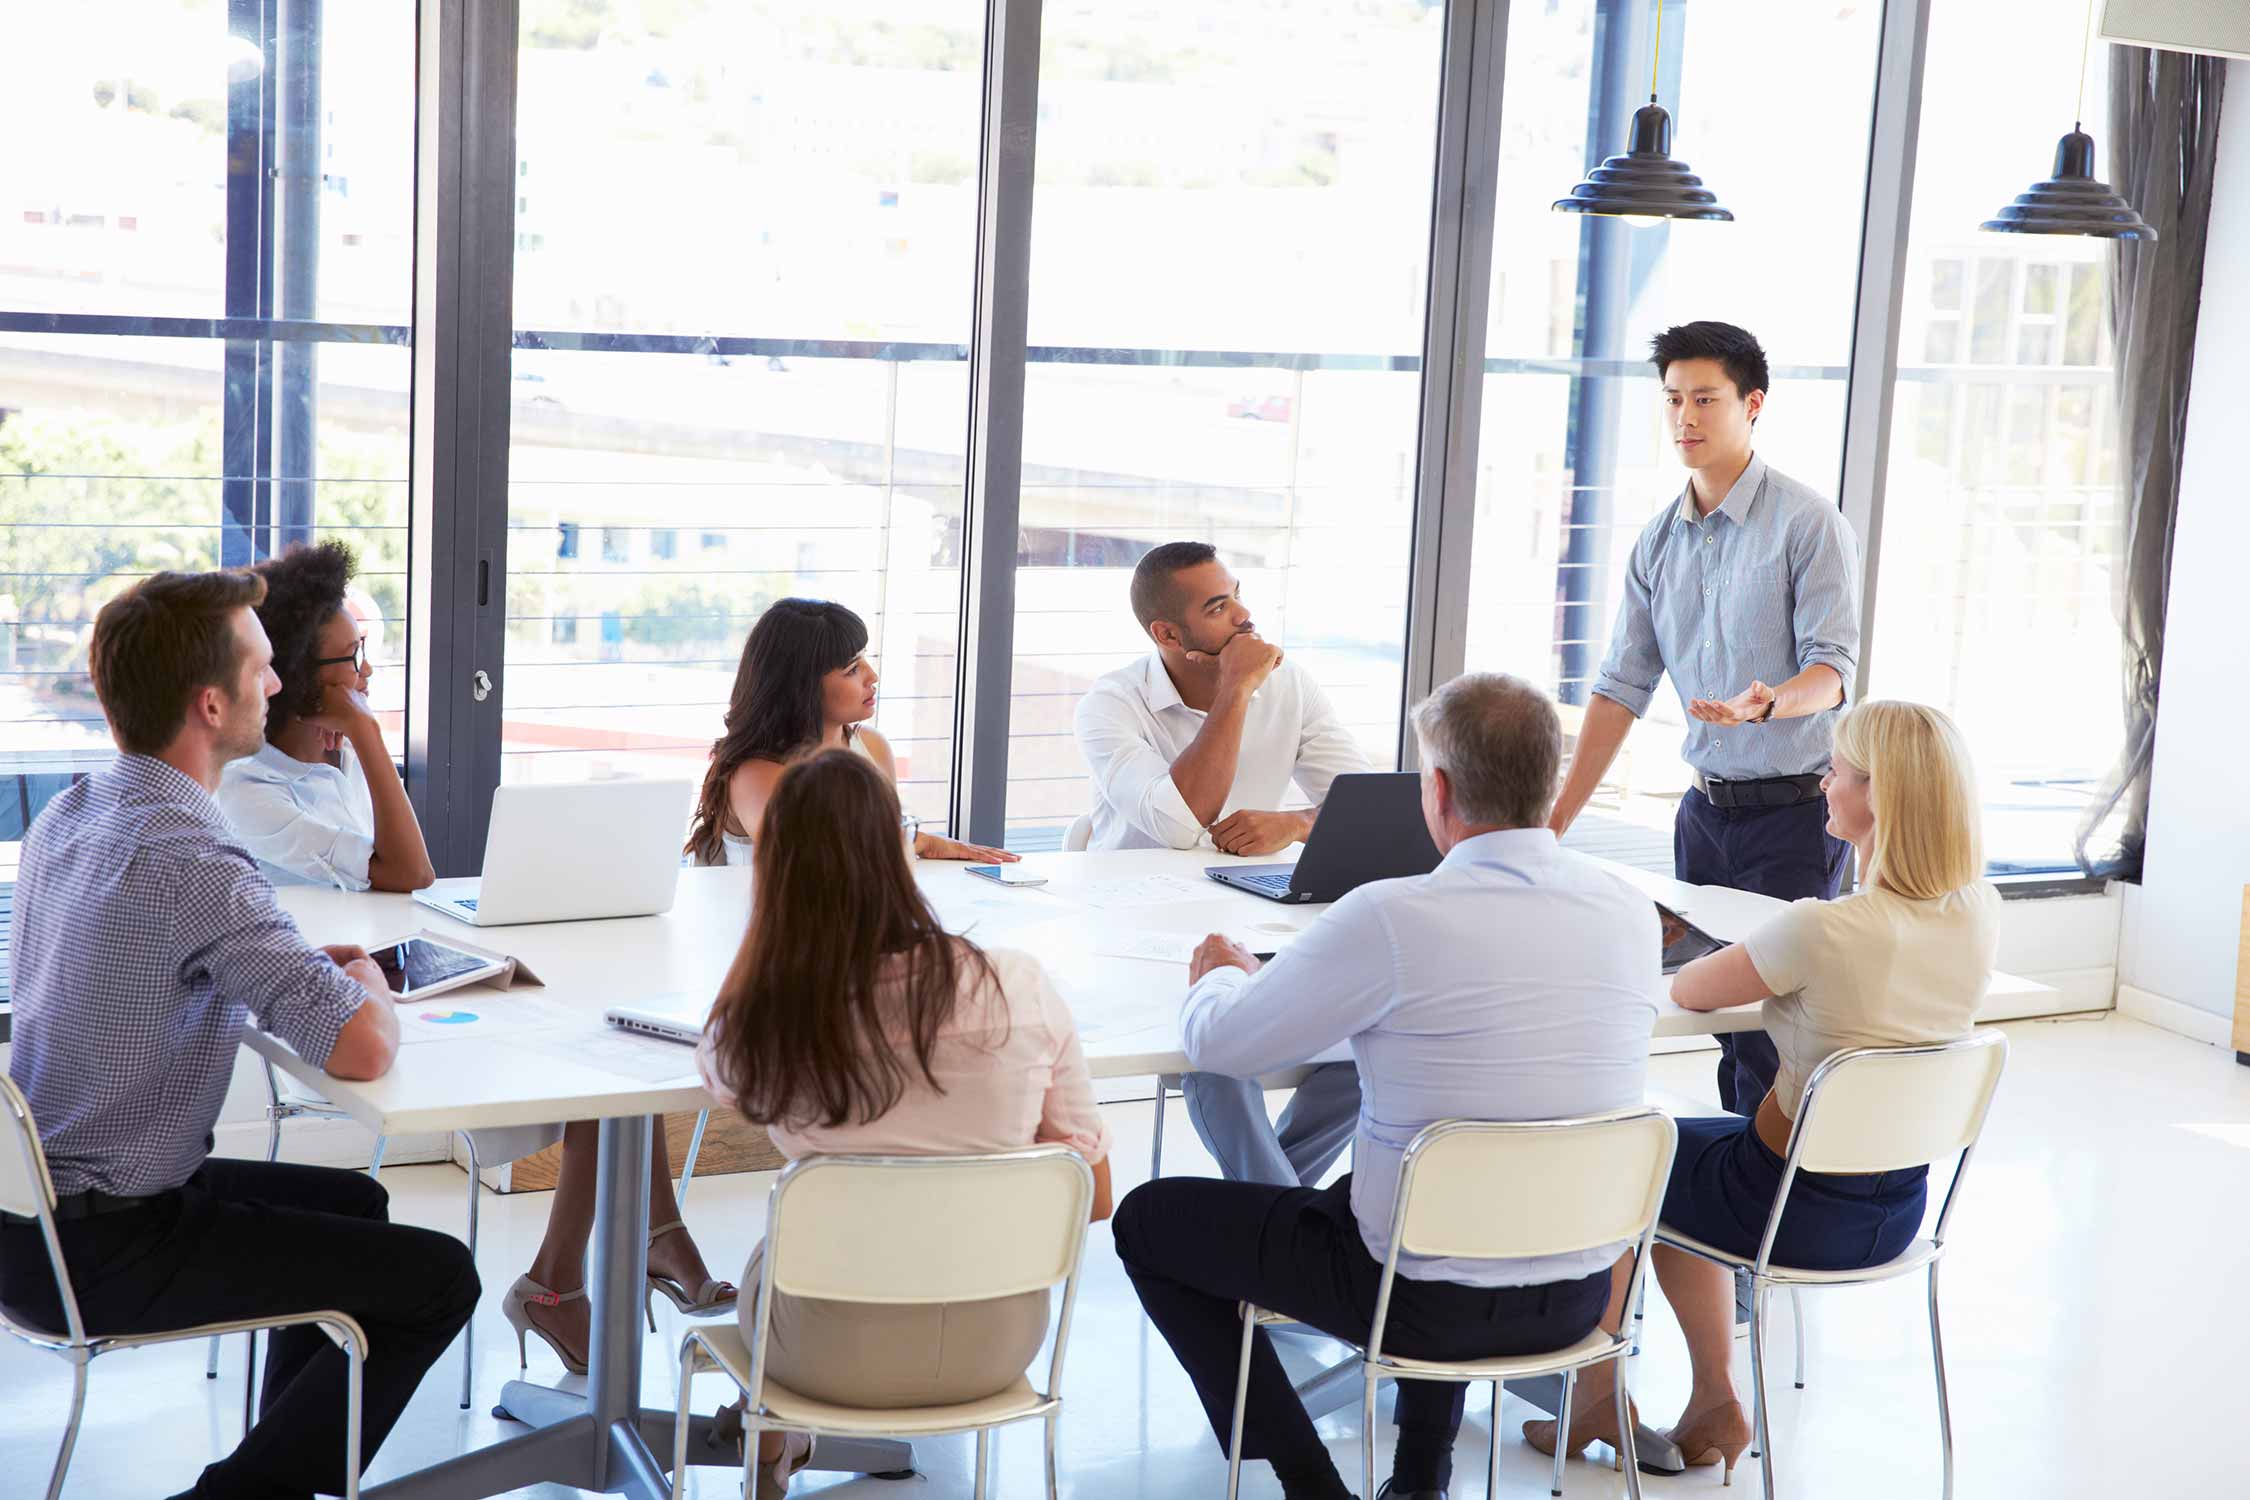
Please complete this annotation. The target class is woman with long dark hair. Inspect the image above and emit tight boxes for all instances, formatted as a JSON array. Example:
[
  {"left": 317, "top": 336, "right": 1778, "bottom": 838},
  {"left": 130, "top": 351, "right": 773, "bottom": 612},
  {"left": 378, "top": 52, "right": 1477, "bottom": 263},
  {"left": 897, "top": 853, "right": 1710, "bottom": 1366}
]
[
  {"left": 696, "top": 749, "right": 1112, "bottom": 1489},
  {"left": 685, "top": 597, "right": 1014, "bottom": 867}
]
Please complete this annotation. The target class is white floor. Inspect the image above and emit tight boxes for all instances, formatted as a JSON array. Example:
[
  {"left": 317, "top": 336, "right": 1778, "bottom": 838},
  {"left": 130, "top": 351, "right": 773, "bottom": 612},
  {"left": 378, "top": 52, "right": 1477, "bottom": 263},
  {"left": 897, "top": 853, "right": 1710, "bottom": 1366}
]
[{"left": 8, "top": 1012, "right": 2250, "bottom": 1499}]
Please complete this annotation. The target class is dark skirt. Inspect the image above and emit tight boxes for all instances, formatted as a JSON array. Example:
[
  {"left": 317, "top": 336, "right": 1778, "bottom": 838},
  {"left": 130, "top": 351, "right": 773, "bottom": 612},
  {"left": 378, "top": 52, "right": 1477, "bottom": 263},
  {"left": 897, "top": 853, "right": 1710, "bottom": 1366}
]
[{"left": 1661, "top": 1114, "right": 1929, "bottom": 1271}]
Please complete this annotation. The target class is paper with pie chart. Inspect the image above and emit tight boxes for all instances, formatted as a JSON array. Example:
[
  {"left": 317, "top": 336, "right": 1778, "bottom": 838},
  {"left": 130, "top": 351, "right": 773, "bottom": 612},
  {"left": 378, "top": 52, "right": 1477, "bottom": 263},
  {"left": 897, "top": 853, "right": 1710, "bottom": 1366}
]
[{"left": 396, "top": 993, "right": 571, "bottom": 1044}]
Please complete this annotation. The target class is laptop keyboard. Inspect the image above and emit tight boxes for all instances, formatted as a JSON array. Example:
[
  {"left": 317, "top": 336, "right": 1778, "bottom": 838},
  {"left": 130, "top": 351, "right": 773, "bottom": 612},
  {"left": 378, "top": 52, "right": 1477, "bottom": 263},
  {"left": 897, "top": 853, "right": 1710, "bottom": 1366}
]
[{"left": 1238, "top": 871, "right": 1297, "bottom": 896}]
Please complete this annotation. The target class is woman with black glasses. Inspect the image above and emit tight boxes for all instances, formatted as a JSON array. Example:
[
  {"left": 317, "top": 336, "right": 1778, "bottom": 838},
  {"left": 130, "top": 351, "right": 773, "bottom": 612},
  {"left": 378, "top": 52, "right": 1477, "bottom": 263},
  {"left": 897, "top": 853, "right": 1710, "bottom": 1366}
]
[{"left": 217, "top": 539, "right": 435, "bottom": 892}]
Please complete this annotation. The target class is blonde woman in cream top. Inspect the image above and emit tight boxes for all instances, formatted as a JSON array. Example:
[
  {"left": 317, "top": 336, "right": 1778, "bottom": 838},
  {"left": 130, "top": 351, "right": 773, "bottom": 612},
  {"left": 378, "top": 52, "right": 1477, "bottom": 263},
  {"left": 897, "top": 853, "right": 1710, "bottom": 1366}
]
[{"left": 1526, "top": 700, "right": 1997, "bottom": 1483}]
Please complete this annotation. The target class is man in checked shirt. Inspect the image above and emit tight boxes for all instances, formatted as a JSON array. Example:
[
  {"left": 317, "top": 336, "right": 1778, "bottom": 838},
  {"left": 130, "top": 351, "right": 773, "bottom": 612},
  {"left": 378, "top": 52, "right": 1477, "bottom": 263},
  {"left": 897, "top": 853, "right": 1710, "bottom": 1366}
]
[
  {"left": 1551, "top": 321, "right": 1862, "bottom": 1142},
  {"left": 0, "top": 569, "right": 476, "bottom": 1500}
]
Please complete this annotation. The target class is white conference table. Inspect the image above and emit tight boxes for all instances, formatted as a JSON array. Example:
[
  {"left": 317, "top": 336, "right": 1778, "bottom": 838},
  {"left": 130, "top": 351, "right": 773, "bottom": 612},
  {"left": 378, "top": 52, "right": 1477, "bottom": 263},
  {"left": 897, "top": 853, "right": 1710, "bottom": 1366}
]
[{"left": 256, "top": 846, "right": 2051, "bottom": 1498}]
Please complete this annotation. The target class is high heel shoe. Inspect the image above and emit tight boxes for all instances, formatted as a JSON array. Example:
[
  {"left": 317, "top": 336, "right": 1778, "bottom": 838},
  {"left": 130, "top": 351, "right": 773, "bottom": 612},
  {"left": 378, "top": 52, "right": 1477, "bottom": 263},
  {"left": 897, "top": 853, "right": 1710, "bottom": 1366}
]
[
  {"left": 708, "top": 1401, "right": 814, "bottom": 1500},
  {"left": 1665, "top": 1399, "right": 1754, "bottom": 1487},
  {"left": 501, "top": 1274, "right": 588, "bottom": 1376},
  {"left": 1522, "top": 1389, "right": 1637, "bottom": 1472},
  {"left": 645, "top": 1218, "right": 737, "bottom": 1320}
]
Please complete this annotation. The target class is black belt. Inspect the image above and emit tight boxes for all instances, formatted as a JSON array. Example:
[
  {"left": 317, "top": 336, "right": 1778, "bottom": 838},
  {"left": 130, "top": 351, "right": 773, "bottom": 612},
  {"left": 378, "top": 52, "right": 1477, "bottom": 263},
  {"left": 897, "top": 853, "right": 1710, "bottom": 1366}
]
[
  {"left": 1694, "top": 772, "right": 1825, "bottom": 810},
  {"left": 0, "top": 1187, "right": 168, "bottom": 1228}
]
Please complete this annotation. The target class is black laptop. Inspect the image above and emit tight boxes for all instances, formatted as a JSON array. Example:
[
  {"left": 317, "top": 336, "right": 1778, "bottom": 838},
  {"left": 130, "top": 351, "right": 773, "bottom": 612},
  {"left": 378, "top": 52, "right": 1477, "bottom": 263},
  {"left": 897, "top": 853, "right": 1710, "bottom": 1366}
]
[{"left": 1205, "top": 772, "right": 1442, "bottom": 905}]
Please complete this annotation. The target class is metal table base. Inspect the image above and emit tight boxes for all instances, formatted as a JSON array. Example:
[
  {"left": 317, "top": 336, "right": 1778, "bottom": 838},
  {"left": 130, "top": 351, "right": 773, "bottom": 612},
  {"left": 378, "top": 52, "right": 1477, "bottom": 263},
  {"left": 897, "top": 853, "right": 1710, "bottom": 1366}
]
[{"left": 361, "top": 1115, "right": 914, "bottom": 1498}]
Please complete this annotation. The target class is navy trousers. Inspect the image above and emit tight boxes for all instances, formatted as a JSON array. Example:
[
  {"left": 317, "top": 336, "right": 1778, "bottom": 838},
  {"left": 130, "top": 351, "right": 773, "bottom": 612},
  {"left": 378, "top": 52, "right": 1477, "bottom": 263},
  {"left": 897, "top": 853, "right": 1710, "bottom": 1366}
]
[{"left": 1673, "top": 787, "right": 1853, "bottom": 1116}]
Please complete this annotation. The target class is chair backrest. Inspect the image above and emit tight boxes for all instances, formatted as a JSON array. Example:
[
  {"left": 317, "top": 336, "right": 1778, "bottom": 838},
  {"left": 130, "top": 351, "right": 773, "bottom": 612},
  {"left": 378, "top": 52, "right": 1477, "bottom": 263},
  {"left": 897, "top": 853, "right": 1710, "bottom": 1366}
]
[
  {"left": 1393, "top": 1111, "right": 1677, "bottom": 1264},
  {"left": 765, "top": 1147, "right": 1094, "bottom": 1305},
  {"left": 1062, "top": 814, "right": 1094, "bottom": 853},
  {"left": 0, "top": 1074, "right": 57, "bottom": 1221},
  {"left": 1787, "top": 1031, "right": 2009, "bottom": 1177}
]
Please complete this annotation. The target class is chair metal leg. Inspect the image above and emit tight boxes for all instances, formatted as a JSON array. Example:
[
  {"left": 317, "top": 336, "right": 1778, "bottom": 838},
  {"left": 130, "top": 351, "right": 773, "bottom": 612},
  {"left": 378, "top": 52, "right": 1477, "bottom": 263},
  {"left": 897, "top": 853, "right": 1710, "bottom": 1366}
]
[
  {"left": 1790, "top": 1286, "right": 1806, "bottom": 1389},
  {"left": 1043, "top": 1409, "right": 1061, "bottom": 1500},
  {"left": 1614, "top": 1359, "right": 1645, "bottom": 1500},
  {"left": 205, "top": 1335, "right": 221, "bottom": 1378},
  {"left": 676, "top": 1109, "right": 711, "bottom": 1209},
  {"left": 242, "top": 1329, "right": 257, "bottom": 1435},
  {"left": 44, "top": 1356, "right": 87, "bottom": 1500},
  {"left": 460, "top": 1131, "right": 483, "bottom": 1410},
  {"left": 1551, "top": 1367, "right": 1575, "bottom": 1497},
  {"left": 1748, "top": 1283, "right": 1776, "bottom": 1496},
  {"left": 742, "top": 1409, "right": 763, "bottom": 1500},
  {"left": 343, "top": 1332, "right": 364, "bottom": 1500},
  {"left": 1630, "top": 1275, "right": 1647, "bottom": 1356},
  {"left": 1361, "top": 1365, "right": 1380, "bottom": 1500},
  {"left": 973, "top": 1426, "right": 991, "bottom": 1500},
  {"left": 1489, "top": 1380, "right": 1503, "bottom": 1500},
  {"left": 669, "top": 1340, "right": 699, "bottom": 1500},
  {"left": 1929, "top": 1263, "right": 1953, "bottom": 1500},
  {"left": 1225, "top": 1306, "right": 1258, "bottom": 1500}
]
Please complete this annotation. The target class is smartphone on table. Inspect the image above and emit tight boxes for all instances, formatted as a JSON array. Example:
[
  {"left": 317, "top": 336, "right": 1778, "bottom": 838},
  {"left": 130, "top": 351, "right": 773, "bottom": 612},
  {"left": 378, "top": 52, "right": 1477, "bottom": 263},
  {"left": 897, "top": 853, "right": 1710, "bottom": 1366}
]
[{"left": 967, "top": 864, "right": 1049, "bottom": 888}]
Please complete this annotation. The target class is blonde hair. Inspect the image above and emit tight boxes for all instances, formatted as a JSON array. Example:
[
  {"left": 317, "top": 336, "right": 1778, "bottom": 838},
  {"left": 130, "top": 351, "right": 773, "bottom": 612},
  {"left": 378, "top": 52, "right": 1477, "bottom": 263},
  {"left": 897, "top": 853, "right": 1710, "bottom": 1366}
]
[{"left": 1830, "top": 700, "right": 1983, "bottom": 901}]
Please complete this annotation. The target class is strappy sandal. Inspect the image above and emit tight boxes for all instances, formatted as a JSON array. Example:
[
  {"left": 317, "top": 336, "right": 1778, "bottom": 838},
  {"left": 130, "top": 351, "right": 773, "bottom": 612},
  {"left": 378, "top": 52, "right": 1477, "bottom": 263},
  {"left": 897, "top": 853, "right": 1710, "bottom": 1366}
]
[{"left": 644, "top": 1218, "right": 738, "bottom": 1325}]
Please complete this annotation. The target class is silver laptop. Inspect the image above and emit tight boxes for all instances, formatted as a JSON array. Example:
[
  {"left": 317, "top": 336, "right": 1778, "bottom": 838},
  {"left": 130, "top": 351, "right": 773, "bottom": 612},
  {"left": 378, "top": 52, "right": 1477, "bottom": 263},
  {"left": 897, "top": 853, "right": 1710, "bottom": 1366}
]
[
  {"left": 413, "top": 779, "right": 694, "bottom": 927},
  {"left": 604, "top": 995, "right": 710, "bottom": 1045}
]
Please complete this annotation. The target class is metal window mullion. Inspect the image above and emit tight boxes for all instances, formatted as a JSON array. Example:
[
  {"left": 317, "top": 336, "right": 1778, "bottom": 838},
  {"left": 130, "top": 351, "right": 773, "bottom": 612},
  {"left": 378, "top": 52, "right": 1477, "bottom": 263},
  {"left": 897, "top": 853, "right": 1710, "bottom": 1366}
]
[
  {"left": 1837, "top": 0, "right": 1935, "bottom": 702},
  {"left": 951, "top": 0, "right": 1042, "bottom": 847},
  {"left": 1399, "top": 0, "right": 1511, "bottom": 768},
  {"left": 407, "top": 0, "right": 520, "bottom": 876}
]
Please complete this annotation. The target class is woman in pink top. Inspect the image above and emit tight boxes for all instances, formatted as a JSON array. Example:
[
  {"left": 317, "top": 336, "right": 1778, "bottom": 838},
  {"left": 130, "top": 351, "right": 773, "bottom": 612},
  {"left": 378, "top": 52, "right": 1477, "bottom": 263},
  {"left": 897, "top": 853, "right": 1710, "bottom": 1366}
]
[{"left": 697, "top": 748, "right": 1113, "bottom": 1491}]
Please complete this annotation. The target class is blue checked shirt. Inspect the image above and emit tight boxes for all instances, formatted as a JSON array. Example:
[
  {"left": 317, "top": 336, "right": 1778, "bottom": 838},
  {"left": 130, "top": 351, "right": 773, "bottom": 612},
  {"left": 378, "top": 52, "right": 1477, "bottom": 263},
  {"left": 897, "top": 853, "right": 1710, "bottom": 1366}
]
[
  {"left": 1591, "top": 455, "right": 1862, "bottom": 780},
  {"left": 7, "top": 755, "right": 370, "bottom": 1197}
]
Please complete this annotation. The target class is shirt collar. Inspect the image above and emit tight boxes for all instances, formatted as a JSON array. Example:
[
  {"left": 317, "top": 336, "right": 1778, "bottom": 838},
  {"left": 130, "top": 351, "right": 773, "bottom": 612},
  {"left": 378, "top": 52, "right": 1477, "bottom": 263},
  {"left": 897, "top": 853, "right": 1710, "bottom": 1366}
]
[
  {"left": 236, "top": 740, "right": 336, "bottom": 785},
  {"left": 1139, "top": 651, "right": 1190, "bottom": 713},
  {"left": 1675, "top": 452, "right": 1768, "bottom": 527},
  {"left": 1438, "top": 826, "right": 1559, "bottom": 877},
  {"left": 107, "top": 752, "right": 223, "bottom": 814}
]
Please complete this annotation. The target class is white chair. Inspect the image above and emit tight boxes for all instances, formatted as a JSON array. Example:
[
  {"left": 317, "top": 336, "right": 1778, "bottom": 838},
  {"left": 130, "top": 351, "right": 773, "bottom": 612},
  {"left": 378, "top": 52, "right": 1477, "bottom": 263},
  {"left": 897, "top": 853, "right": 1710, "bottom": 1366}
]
[
  {"left": 1656, "top": 1031, "right": 2010, "bottom": 1500},
  {"left": 1226, "top": 1109, "right": 1679, "bottom": 1500},
  {"left": 667, "top": 1146, "right": 1097, "bottom": 1500},
  {"left": 1061, "top": 813, "right": 1094, "bottom": 853},
  {"left": 0, "top": 1075, "right": 372, "bottom": 1500}
]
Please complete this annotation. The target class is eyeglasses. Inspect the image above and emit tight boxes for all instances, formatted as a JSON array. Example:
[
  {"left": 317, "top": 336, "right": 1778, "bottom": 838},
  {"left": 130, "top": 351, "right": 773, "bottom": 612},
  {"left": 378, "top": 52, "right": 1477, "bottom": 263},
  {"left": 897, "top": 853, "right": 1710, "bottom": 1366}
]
[{"left": 312, "top": 639, "right": 370, "bottom": 673}]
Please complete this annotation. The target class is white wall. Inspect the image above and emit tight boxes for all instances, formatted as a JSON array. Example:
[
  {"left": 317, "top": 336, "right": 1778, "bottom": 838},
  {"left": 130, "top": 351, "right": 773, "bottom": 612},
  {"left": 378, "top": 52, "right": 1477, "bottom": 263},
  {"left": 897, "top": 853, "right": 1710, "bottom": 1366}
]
[{"left": 2118, "top": 55, "right": 2250, "bottom": 1029}]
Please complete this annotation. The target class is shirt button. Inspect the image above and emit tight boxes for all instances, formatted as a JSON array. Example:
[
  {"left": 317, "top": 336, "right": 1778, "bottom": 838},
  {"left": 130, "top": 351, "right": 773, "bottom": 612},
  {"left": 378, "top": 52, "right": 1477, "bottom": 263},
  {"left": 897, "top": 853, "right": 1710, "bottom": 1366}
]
[{"left": 1705, "top": 534, "right": 1715, "bottom": 544}]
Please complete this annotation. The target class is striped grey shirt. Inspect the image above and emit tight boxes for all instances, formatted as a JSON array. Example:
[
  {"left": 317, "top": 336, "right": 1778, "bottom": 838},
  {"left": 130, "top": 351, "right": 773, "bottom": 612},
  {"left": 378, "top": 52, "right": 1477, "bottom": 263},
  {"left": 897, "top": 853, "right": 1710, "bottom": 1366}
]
[{"left": 1591, "top": 455, "right": 1861, "bottom": 780}]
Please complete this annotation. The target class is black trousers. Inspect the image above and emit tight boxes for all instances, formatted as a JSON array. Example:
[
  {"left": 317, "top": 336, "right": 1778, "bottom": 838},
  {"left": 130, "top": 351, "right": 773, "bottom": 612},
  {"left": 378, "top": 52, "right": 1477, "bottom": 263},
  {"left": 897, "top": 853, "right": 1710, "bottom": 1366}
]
[
  {"left": 1113, "top": 1175, "right": 1609, "bottom": 1492},
  {"left": 0, "top": 1157, "right": 479, "bottom": 1500},
  {"left": 1674, "top": 788, "right": 1853, "bottom": 1116}
]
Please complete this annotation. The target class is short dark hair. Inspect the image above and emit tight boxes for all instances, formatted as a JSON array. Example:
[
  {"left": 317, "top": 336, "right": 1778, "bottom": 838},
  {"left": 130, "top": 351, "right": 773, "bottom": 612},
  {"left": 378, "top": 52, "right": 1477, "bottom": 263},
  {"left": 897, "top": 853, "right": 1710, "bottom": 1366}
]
[
  {"left": 1649, "top": 321, "right": 1770, "bottom": 401},
  {"left": 1129, "top": 541, "right": 1220, "bottom": 629},
  {"left": 89, "top": 569, "right": 267, "bottom": 756},
  {"left": 1411, "top": 672, "right": 1562, "bottom": 829},
  {"left": 252, "top": 539, "right": 358, "bottom": 747}
]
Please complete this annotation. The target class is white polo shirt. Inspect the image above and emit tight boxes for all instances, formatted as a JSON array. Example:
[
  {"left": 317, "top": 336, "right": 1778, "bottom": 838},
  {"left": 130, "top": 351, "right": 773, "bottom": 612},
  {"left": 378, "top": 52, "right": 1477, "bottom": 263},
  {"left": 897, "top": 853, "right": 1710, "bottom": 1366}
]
[{"left": 1071, "top": 652, "right": 1371, "bottom": 851}]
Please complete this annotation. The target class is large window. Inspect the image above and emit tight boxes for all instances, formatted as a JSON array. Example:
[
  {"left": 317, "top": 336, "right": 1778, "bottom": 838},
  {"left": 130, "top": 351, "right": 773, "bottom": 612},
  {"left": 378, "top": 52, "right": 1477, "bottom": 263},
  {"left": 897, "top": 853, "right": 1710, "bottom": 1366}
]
[
  {"left": 498, "top": 1, "right": 984, "bottom": 830},
  {"left": 0, "top": 2, "right": 415, "bottom": 845},
  {"left": 1463, "top": 0, "right": 1881, "bottom": 859},
  {"left": 1002, "top": 0, "right": 1448, "bottom": 844},
  {"left": 1864, "top": 4, "right": 2123, "bottom": 872}
]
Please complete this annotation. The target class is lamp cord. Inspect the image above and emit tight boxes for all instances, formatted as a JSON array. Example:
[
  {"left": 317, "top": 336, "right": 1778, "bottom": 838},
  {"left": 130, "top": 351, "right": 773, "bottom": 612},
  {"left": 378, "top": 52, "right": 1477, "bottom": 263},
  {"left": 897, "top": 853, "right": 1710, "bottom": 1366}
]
[
  {"left": 1650, "top": 0, "right": 1663, "bottom": 103},
  {"left": 2074, "top": 0, "right": 2094, "bottom": 132}
]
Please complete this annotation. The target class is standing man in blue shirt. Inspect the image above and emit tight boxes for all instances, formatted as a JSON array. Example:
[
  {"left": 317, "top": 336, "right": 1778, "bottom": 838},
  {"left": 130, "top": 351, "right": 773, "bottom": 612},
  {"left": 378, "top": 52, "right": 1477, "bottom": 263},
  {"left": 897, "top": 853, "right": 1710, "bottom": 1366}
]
[
  {"left": 1549, "top": 321, "right": 1861, "bottom": 1120},
  {"left": 1114, "top": 673, "right": 1660, "bottom": 1500},
  {"left": 0, "top": 569, "right": 478, "bottom": 1500}
]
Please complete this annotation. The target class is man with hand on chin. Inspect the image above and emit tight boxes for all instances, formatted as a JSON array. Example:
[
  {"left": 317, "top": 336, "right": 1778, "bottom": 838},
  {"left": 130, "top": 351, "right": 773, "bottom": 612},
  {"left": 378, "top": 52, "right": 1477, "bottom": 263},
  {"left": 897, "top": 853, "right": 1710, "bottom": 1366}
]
[
  {"left": 1074, "top": 541, "right": 1369, "bottom": 1185},
  {"left": 1548, "top": 320, "right": 1862, "bottom": 1132}
]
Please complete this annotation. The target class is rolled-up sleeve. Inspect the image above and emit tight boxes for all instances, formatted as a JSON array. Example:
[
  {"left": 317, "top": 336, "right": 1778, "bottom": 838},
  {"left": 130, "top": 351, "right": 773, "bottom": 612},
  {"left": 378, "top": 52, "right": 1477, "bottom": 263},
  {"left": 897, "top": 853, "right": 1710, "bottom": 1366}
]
[
  {"left": 216, "top": 775, "right": 375, "bottom": 892},
  {"left": 1589, "top": 528, "right": 1667, "bottom": 718},
  {"left": 1180, "top": 886, "right": 1397, "bottom": 1078},
  {"left": 1073, "top": 680, "right": 1205, "bottom": 849},
  {"left": 1289, "top": 669, "right": 1372, "bottom": 807},
  {"left": 1789, "top": 506, "right": 1862, "bottom": 691},
  {"left": 174, "top": 852, "right": 369, "bottom": 1069}
]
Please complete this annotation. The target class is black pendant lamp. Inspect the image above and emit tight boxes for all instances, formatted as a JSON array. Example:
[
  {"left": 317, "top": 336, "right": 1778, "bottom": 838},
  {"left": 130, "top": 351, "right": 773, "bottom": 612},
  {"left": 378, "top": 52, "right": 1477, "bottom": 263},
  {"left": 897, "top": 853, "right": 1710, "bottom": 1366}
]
[
  {"left": 1553, "top": 0, "right": 1732, "bottom": 225},
  {"left": 1982, "top": 2, "right": 2157, "bottom": 241}
]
